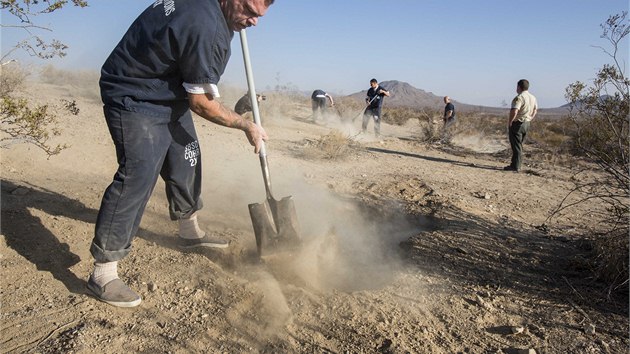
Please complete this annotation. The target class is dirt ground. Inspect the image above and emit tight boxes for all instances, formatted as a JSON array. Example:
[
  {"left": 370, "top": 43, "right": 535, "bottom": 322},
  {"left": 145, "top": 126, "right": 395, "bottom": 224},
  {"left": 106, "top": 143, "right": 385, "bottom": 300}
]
[{"left": 1, "top": 82, "right": 628, "bottom": 353}]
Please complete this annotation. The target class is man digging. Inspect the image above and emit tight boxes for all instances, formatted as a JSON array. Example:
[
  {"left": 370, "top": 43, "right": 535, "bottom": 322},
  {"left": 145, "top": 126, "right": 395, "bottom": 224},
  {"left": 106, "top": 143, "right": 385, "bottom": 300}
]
[{"left": 88, "top": 0, "right": 274, "bottom": 308}]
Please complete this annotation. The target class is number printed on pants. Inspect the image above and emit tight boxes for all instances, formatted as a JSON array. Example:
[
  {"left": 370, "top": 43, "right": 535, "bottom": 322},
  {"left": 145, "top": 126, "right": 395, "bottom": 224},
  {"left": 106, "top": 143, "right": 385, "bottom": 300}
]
[{"left": 184, "top": 141, "right": 200, "bottom": 167}]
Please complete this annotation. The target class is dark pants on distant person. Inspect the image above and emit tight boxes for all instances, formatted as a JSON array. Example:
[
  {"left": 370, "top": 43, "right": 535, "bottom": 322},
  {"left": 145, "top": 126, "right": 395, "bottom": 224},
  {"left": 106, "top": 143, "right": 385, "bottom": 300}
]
[
  {"left": 443, "top": 116, "right": 456, "bottom": 129},
  {"left": 362, "top": 107, "right": 381, "bottom": 136},
  {"left": 90, "top": 105, "right": 203, "bottom": 263},
  {"left": 442, "top": 116, "right": 456, "bottom": 140},
  {"left": 312, "top": 97, "right": 327, "bottom": 121},
  {"left": 508, "top": 120, "right": 530, "bottom": 171}
]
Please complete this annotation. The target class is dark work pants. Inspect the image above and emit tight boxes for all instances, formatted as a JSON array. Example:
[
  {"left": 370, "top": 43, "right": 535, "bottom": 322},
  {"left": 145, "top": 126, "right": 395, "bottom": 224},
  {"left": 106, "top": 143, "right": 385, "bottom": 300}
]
[
  {"left": 362, "top": 107, "right": 381, "bottom": 136},
  {"left": 442, "top": 116, "right": 457, "bottom": 140},
  {"left": 509, "top": 120, "right": 530, "bottom": 170},
  {"left": 312, "top": 97, "right": 327, "bottom": 120},
  {"left": 91, "top": 105, "right": 203, "bottom": 262}
]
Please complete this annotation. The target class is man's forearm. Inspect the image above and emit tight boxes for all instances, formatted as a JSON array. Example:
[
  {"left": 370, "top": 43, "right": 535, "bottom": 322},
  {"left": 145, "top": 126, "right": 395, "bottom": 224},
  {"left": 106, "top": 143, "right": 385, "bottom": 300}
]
[
  {"left": 204, "top": 103, "right": 249, "bottom": 130},
  {"left": 189, "top": 93, "right": 248, "bottom": 130},
  {"left": 187, "top": 92, "right": 267, "bottom": 153}
]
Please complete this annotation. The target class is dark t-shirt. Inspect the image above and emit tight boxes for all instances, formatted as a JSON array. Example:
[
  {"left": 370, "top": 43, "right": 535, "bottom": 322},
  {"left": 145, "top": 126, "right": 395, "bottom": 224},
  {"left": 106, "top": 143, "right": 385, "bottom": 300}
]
[
  {"left": 311, "top": 89, "right": 326, "bottom": 100},
  {"left": 99, "top": 0, "right": 233, "bottom": 116},
  {"left": 366, "top": 86, "right": 387, "bottom": 109},
  {"left": 444, "top": 102, "right": 455, "bottom": 118}
]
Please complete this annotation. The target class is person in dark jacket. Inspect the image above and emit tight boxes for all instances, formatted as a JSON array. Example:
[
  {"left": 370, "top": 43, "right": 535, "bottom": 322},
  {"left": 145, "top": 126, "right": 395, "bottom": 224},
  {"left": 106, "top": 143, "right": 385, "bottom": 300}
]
[
  {"left": 440, "top": 96, "right": 457, "bottom": 141},
  {"left": 362, "top": 78, "right": 390, "bottom": 137},
  {"left": 88, "top": 0, "right": 275, "bottom": 308}
]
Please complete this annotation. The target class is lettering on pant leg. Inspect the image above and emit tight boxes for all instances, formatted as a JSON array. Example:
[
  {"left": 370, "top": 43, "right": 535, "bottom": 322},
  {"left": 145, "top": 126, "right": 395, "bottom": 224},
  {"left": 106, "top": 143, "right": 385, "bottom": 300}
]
[{"left": 184, "top": 141, "right": 200, "bottom": 167}]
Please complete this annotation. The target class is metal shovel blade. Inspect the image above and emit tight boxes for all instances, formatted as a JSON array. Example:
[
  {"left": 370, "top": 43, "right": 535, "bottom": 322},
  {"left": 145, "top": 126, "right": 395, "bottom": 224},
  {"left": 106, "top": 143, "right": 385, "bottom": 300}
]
[
  {"left": 240, "top": 29, "right": 302, "bottom": 257},
  {"left": 248, "top": 195, "right": 301, "bottom": 257}
]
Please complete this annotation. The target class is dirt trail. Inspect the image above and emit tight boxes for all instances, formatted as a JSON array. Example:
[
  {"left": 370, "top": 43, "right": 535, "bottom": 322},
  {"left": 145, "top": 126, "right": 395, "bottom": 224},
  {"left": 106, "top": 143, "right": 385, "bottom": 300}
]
[{"left": 1, "top": 83, "right": 627, "bottom": 353}]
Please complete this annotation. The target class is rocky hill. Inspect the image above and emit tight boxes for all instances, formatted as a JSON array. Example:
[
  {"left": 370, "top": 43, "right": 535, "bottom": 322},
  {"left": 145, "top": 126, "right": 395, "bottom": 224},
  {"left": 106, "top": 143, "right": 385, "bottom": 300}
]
[
  {"left": 346, "top": 80, "right": 567, "bottom": 117},
  {"left": 346, "top": 80, "right": 443, "bottom": 109}
]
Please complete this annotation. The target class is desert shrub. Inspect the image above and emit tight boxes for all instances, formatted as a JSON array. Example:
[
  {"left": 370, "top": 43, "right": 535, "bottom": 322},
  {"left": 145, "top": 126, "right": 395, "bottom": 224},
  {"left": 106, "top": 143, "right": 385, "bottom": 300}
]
[
  {"left": 2, "top": 1, "right": 87, "bottom": 157},
  {"left": 462, "top": 112, "right": 505, "bottom": 135},
  {"left": 528, "top": 117, "right": 574, "bottom": 155},
  {"left": 0, "top": 63, "right": 78, "bottom": 157},
  {"left": 0, "top": 63, "right": 28, "bottom": 96},
  {"left": 333, "top": 96, "right": 364, "bottom": 122},
  {"left": 550, "top": 12, "right": 629, "bottom": 294},
  {"left": 382, "top": 107, "right": 426, "bottom": 126},
  {"left": 592, "top": 228, "right": 629, "bottom": 296},
  {"left": 298, "top": 130, "right": 360, "bottom": 160}
]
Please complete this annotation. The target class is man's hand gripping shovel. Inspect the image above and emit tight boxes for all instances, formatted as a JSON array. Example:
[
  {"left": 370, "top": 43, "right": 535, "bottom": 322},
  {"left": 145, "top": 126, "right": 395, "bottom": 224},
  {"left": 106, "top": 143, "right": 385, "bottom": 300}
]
[{"left": 239, "top": 29, "right": 301, "bottom": 258}]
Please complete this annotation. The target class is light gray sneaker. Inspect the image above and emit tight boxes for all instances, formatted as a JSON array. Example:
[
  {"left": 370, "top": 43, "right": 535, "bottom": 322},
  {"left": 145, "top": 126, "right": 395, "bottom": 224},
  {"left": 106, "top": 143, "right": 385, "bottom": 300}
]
[
  {"left": 87, "top": 278, "right": 141, "bottom": 308},
  {"left": 178, "top": 234, "right": 230, "bottom": 249}
]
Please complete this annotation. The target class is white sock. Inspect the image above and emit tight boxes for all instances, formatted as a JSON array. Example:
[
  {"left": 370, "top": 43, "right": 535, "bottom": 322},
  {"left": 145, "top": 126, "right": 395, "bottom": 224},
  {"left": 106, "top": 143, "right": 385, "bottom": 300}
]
[
  {"left": 179, "top": 212, "right": 206, "bottom": 239},
  {"left": 91, "top": 261, "right": 118, "bottom": 286}
]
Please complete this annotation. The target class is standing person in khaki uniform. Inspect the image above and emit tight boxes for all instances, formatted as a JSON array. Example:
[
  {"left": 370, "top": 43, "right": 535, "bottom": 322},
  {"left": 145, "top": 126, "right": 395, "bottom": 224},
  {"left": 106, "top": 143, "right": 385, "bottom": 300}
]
[{"left": 504, "top": 79, "right": 537, "bottom": 172}]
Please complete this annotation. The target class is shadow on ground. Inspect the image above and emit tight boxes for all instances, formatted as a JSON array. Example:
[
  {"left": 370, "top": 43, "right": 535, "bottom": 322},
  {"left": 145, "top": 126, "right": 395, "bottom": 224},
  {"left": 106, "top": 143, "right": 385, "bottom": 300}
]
[
  {"left": 2, "top": 180, "right": 89, "bottom": 294},
  {"left": 367, "top": 146, "right": 502, "bottom": 171},
  {"left": 399, "top": 203, "right": 628, "bottom": 335}
]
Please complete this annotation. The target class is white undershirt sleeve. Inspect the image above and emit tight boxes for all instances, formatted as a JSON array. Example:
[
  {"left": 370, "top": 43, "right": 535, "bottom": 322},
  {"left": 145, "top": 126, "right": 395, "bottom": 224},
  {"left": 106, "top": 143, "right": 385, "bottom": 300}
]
[{"left": 182, "top": 82, "right": 221, "bottom": 97}]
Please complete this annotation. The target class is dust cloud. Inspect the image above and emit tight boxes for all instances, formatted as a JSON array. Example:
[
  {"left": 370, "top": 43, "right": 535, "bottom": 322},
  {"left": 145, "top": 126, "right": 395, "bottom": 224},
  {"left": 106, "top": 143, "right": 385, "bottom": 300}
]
[
  {"left": 450, "top": 133, "right": 507, "bottom": 154},
  {"left": 195, "top": 110, "right": 426, "bottom": 332},
  {"left": 198, "top": 129, "right": 421, "bottom": 289}
]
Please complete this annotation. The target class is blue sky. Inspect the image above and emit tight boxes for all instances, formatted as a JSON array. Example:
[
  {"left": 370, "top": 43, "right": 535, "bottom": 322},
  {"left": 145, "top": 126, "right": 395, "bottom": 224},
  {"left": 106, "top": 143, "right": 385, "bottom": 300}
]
[{"left": 2, "top": 0, "right": 628, "bottom": 108}]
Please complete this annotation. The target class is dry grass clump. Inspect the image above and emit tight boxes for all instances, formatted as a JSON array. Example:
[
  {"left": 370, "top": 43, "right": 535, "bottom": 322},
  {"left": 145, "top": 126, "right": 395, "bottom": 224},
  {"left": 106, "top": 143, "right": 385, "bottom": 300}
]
[
  {"left": 382, "top": 107, "right": 428, "bottom": 126},
  {"left": 1, "top": 63, "right": 77, "bottom": 156},
  {"left": 333, "top": 96, "right": 364, "bottom": 122},
  {"left": 298, "top": 130, "right": 360, "bottom": 160},
  {"left": 0, "top": 63, "right": 29, "bottom": 96},
  {"left": 592, "top": 230, "right": 629, "bottom": 295},
  {"left": 464, "top": 112, "right": 506, "bottom": 135},
  {"left": 528, "top": 116, "right": 575, "bottom": 154}
]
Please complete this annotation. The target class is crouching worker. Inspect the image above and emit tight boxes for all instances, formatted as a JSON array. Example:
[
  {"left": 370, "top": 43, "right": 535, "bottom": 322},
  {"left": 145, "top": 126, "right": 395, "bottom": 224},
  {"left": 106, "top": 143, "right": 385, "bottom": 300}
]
[
  {"left": 311, "top": 89, "right": 334, "bottom": 122},
  {"left": 235, "top": 91, "right": 265, "bottom": 118}
]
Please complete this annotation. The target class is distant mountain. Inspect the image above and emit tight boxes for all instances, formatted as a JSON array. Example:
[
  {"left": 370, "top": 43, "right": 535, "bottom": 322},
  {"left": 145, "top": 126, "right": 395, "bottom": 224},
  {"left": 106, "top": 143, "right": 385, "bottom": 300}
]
[
  {"left": 345, "top": 80, "right": 507, "bottom": 112},
  {"left": 346, "top": 80, "right": 444, "bottom": 109}
]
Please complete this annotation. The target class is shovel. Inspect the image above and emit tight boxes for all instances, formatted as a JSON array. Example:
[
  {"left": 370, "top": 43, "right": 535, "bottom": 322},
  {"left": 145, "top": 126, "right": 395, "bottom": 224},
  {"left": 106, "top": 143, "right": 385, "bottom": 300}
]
[
  {"left": 239, "top": 29, "right": 301, "bottom": 257},
  {"left": 352, "top": 94, "right": 380, "bottom": 123}
]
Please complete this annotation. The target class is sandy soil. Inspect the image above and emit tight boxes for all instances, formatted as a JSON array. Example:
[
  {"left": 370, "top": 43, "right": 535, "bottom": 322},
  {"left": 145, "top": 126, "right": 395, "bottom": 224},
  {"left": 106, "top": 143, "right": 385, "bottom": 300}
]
[{"left": 1, "top": 82, "right": 628, "bottom": 353}]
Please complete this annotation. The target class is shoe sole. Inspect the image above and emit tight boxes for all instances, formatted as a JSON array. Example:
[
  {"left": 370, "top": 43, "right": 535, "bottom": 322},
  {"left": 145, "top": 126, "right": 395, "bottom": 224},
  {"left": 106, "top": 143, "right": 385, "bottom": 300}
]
[
  {"left": 102, "top": 298, "right": 142, "bottom": 308},
  {"left": 178, "top": 242, "right": 230, "bottom": 250}
]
